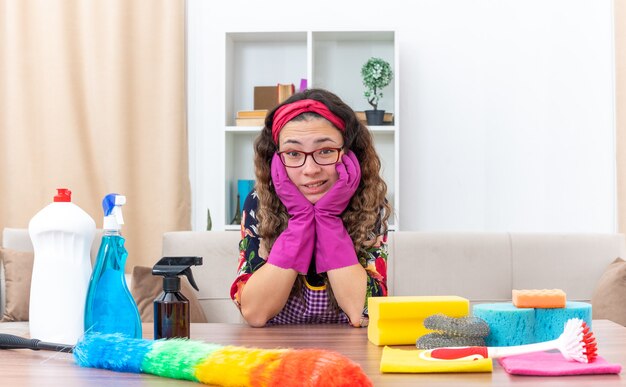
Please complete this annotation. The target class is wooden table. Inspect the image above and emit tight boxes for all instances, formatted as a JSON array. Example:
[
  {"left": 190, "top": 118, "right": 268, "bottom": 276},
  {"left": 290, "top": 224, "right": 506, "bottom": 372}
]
[{"left": 1, "top": 320, "right": 624, "bottom": 386}]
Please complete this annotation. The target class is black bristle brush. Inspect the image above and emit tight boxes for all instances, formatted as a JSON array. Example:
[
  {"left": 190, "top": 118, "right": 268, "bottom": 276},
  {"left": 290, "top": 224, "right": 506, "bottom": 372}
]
[{"left": 0, "top": 333, "right": 73, "bottom": 353}]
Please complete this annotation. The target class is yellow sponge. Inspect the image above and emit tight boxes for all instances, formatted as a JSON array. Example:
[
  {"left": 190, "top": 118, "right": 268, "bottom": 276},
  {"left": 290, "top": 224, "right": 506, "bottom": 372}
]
[{"left": 368, "top": 296, "right": 469, "bottom": 346}]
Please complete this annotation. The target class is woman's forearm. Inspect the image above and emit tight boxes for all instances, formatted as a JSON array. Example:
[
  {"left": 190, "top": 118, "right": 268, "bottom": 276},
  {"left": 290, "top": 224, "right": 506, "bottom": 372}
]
[
  {"left": 326, "top": 263, "right": 367, "bottom": 327},
  {"left": 240, "top": 263, "right": 298, "bottom": 327}
]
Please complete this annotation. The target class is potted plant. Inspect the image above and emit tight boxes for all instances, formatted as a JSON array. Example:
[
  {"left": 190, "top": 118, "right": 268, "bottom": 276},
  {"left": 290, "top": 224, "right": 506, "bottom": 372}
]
[{"left": 361, "top": 57, "right": 393, "bottom": 125}]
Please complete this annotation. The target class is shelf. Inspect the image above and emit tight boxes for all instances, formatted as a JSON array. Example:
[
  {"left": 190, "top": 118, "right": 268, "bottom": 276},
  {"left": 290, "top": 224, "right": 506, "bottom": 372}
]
[
  {"left": 312, "top": 31, "right": 395, "bottom": 42},
  {"left": 225, "top": 126, "right": 263, "bottom": 133},
  {"left": 225, "top": 32, "right": 307, "bottom": 127},
  {"left": 221, "top": 30, "right": 399, "bottom": 230},
  {"left": 226, "top": 31, "right": 307, "bottom": 42},
  {"left": 312, "top": 31, "right": 395, "bottom": 113},
  {"left": 369, "top": 125, "right": 396, "bottom": 133}
]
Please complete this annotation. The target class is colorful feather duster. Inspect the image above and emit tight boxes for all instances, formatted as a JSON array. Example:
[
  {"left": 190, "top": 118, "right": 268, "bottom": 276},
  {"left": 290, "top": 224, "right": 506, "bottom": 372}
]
[{"left": 73, "top": 333, "right": 372, "bottom": 386}]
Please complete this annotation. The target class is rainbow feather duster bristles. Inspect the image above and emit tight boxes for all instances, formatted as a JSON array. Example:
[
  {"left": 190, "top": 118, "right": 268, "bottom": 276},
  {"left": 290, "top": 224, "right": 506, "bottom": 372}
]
[{"left": 73, "top": 333, "right": 372, "bottom": 387}]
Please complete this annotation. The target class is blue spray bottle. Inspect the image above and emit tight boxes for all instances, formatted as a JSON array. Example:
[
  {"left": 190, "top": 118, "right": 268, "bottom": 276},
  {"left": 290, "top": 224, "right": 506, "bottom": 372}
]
[{"left": 84, "top": 193, "right": 142, "bottom": 338}]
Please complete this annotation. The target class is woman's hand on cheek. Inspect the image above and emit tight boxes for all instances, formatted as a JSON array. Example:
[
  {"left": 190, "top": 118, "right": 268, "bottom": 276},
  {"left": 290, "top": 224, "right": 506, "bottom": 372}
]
[
  {"left": 267, "top": 153, "right": 315, "bottom": 275},
  {"left": 271, "top": 153, "right": 313, "bottom": 216},
  {"left": 315, "top": 150, "right": 361, "bottom": 216},
  {"left": 313, "top": 150, "right": 361, "bottom": 274}
]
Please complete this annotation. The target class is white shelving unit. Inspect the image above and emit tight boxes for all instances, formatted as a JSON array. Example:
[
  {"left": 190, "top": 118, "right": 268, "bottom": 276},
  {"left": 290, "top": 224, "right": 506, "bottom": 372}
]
[{"left": 222, "top": 30, "right": 399, "bottom": 231}]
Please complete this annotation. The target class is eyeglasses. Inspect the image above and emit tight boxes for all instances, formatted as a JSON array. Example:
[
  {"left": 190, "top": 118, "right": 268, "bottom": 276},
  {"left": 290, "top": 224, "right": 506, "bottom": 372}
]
[{"left": 277, "top": 147, "right": 342, "bottom": 168}]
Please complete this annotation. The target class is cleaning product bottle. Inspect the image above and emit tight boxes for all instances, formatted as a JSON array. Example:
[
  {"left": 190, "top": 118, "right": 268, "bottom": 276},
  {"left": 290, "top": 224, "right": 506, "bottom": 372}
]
[
  {"left": 29, "top": 188, "right": 96, "bottom": 344},
  {"left": 152, "top": 256, "right": 203, "bottom": 339},
  {"left": 84, "top": 193, "right": 141, "bottom": 338}
]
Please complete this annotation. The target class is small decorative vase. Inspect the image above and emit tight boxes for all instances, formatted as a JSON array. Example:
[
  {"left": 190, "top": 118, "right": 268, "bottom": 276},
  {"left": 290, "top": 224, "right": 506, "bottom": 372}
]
[
  {"left": 231, "top": 193, "right": 242, "bottom": 225},
  {"left": 365, "top": 109, "right": 385, "bottom": 125}
]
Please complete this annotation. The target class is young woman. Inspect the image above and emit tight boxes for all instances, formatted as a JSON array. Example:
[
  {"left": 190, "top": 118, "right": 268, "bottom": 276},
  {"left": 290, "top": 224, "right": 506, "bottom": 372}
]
[{"left": 230, "top": 88, "right": 391, "bottom": 327}]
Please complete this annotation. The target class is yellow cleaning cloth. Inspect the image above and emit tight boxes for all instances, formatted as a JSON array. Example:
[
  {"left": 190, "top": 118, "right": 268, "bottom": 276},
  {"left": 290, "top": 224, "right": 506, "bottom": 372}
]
[{"left": 380, "top": 347, "right": 493, "bottom": 373}]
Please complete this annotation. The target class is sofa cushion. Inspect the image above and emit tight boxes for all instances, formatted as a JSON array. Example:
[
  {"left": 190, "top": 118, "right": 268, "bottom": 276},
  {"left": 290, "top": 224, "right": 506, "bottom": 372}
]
[
  {"left": 511, "top": 233, "right": 626, "bottom": 301},
  {"left": 591, "top": 258, "right": 626, "bottom": 326},
  {"left": 130, "top": 265, "right": 208, "bottom": 323},
  {"left": 389, "top": 232, "right": 512, "bottom": 301},
  {"left": 0, "top": 248, "right": 34, "bottom": 322}
]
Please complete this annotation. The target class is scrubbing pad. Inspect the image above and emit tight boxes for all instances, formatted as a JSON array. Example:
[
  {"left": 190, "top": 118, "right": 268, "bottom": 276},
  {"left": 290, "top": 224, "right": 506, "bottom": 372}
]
[
  {"left": 424, "top": 314, "right": 490, "bottom": 337},
  {"left": 534, "top": 301, "right": 592, "bottom": 342},
  {"left": 512, "top": 289, "right": 566, "bottom": 308},
  {"left": 416, "top": 314, "right": 490, "bottom": 349},
  {"left": 416, "top": 333, "right": 486, "bottom": 350},
  {"left": 473, "top": 303, "right": 535, "bottom": 346}
]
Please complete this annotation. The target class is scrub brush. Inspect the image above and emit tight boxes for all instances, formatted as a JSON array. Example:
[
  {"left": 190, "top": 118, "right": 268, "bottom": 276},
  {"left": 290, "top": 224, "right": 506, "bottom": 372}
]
[
  {"left": 416, "top": 314, "right": 490, "bottom": 350},
  {"left": 427, "top": 318, "right": 597, "bottom": 363}
]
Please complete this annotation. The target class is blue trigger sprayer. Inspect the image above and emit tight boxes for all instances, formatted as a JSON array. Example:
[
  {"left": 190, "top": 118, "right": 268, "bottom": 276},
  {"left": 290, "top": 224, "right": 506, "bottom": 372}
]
[{"left": 84, "top": 193, "right": 141, "bottom": 338}]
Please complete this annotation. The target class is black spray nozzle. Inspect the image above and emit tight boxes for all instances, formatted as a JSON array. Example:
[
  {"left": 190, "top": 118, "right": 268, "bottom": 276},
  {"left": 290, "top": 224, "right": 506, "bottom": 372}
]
[{"left": 152, "top": 256, "right": 203, "bottom": 291}]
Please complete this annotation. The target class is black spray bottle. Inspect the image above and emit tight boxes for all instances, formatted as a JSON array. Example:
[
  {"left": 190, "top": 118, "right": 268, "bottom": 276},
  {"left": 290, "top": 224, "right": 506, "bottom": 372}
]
[{"left": 152, "top": 256, "right": 203, "bottom": 339}]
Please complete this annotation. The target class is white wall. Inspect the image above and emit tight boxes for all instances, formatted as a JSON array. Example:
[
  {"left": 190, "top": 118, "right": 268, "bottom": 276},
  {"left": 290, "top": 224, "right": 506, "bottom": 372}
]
[{"left": 187, "top": 0, "right": 616, "bottom": 233}]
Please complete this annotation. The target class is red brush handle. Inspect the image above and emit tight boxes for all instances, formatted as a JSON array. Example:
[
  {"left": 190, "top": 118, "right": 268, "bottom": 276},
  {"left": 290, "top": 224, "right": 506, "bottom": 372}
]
[{"left": 430, "top": 346, "right": 489, "bottom": 360}]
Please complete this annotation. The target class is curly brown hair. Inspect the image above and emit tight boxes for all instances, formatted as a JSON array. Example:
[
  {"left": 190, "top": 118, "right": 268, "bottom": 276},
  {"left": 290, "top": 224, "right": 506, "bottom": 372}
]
[{"left": 253, "top": 88, "right": 392, "bottom": 309}]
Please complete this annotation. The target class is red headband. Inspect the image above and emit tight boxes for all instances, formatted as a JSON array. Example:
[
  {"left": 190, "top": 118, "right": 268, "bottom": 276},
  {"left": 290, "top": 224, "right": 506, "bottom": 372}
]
[{"left": 271, "top": 99, "right": 346, "bottom": 144}]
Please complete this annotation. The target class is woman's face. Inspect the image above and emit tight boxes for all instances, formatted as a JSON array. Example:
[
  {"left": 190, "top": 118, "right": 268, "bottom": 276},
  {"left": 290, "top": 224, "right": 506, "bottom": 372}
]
[{"left": 278, "top": 117, "right": 344, "bottom": 204}]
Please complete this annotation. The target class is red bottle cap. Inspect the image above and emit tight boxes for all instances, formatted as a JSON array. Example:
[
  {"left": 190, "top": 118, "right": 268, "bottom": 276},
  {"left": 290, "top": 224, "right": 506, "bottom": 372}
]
[{"left": 54, "top": 188, "right": 72, "bottom": 202}]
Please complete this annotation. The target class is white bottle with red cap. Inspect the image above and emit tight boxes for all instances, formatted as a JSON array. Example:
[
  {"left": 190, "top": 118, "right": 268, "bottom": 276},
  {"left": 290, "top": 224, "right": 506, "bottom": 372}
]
[{"left": 28, "top": 188, "right": 96, "bottom": 344}]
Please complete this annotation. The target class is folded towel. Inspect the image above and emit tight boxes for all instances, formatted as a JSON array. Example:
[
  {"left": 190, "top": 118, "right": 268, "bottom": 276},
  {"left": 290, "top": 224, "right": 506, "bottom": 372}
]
[
  {"left": 498, "top": 351, "right": 622, "bottom": 376},
  {"left": 380, "top": 346, "right": 492, "bottom": 373}
]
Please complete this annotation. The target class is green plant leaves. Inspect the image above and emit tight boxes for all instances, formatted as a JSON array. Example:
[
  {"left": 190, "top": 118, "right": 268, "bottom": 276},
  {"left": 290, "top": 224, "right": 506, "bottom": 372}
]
[{"left": 361, "top": 57, "right": 393, "bottom": 109}]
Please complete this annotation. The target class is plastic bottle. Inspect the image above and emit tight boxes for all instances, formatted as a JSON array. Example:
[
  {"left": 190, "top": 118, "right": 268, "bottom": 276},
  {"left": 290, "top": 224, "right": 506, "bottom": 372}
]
[
  {"left": 84, "top": 194, "right": 141, "bottom": 338},
  {"left": 152, "top": 256, "right": 203, "bottom": 339},
  {"left": 29, "top": 188, "right": 96, "bottom": 344}
]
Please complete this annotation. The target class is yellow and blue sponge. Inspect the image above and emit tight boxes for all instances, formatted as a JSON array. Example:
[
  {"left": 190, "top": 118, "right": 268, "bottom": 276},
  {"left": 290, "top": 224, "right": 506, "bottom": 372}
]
[
  {"left": 472, "top": 303, "right": 535, "bottom": 346},
  {"left": 534, "top": 301, "right": 592, "bottom": 342},
  {"left": 473, "top": 301, "right": 592, "bottom": 346}
]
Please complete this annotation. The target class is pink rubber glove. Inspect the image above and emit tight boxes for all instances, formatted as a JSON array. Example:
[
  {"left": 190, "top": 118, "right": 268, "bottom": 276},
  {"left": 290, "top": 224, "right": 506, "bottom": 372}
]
[
  {"left": 314, "top": 150, "right": 361, "bottom": 273},
  {"left": 266, "top": 153, "right": 315, "bottom": 274}
]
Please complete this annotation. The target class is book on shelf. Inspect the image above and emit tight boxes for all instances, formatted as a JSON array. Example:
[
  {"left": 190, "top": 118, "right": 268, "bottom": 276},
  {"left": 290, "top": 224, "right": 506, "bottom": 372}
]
[
  {"left": 236, "top": 110, "right": 268, "bottom": 119},
  {"left": 253, "top": 84, "right": 296, "bottom": 111},
  {"left": 254, "top": 86, "right": 277, "bottom": 110},
  {"left": 355, "top": 111, "right": 394, "bottom": 125},
  {"left": 277, "top": 83, "right": 295, "bottom": 104},
  {"left": 235, "top": 117, "right": 265, "bottom": 127}
]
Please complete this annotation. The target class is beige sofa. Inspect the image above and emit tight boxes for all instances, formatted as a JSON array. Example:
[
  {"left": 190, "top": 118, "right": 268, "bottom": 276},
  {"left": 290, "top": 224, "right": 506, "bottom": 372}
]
[
  {"left": 2, "top": 228, "right": 625, "bottom": 326},
  {"left": 160, "top": 231, "right": 626, "bottom": 323}
]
